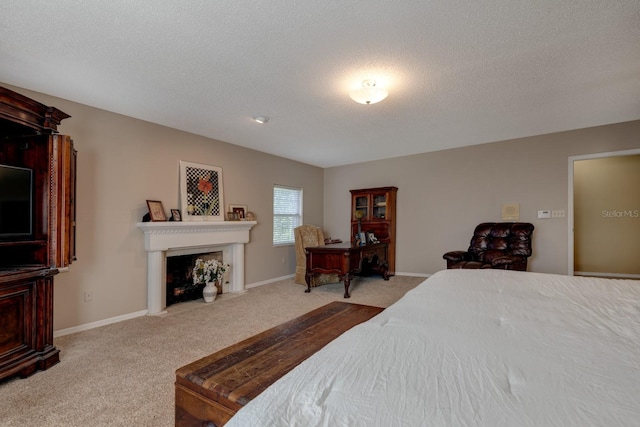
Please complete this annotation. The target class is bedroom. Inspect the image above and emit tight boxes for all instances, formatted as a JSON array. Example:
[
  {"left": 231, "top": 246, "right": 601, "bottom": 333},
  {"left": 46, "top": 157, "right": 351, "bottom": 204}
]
[
  {"left": 2, "top": 85, "right": 638, "bottom": 334},
  {"left": 0, "top": 0, "right": 637, "bottom": 333},
  {"left": 1, "top": 1, "right": 640, "bottom": 425}
]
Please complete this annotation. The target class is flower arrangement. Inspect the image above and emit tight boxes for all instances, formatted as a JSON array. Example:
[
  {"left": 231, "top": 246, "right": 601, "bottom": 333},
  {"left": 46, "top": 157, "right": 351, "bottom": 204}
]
[{"left": 192, "top": 258, "right": 229, "bottom": 285}]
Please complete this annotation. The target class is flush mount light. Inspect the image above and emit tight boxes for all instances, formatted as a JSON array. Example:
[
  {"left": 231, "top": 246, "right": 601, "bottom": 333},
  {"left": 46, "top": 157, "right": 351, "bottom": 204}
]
[
  {"left": 253, "top": 116, "right": 269, "bottom": 124},
  {"left": 349, "top": 79, "right": 388, "bottom": 105}
]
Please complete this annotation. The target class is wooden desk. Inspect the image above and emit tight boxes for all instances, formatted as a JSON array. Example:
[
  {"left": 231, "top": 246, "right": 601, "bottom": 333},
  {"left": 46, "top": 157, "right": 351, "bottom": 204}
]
[
  {"left": 175, "top": 302, "right": 384, "bottom": 427},
  {"left": 305, "top": 242, "right": 390, "bottom": 298}
]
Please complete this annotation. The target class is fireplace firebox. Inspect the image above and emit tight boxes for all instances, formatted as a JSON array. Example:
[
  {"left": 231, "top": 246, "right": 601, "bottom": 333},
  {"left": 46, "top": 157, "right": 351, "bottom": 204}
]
[{"left": 166, "top": 251, "right": 223, "bottom": 306}]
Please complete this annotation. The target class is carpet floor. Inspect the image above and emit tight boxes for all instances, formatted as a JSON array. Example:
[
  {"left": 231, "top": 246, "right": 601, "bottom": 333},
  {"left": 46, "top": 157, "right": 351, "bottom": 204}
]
[{"left": 0, "top": 275, "right": 425, "bottom": 427}]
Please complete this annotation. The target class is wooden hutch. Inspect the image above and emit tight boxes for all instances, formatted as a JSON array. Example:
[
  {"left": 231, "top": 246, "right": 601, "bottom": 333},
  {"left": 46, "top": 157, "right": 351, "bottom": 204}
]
[
  {"left": 0, "top": 86, "right": 76, "bottom": 381},
  {"left": 350, "top": 187, "right": 397, "bottom": 274}
]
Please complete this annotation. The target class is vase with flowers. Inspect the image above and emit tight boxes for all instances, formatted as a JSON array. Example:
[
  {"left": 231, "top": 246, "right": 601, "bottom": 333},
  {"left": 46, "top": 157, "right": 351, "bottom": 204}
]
[{"left": 193, "top": 258, "right": 230, "bottom": 303}]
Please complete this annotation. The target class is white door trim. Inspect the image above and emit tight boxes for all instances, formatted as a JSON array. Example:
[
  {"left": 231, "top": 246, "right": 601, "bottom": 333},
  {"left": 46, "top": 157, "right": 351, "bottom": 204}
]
[{"left": 568, "top": 148, "right": 640, "bottom": 275}]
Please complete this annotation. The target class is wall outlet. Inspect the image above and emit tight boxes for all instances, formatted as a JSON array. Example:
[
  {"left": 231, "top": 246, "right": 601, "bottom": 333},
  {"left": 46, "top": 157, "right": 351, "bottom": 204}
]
[
  {"left": 84, "top": 290, "right": 94, "bottom": 302},
  {"left": 552, "top": 210, "right": 566, "bottom": 218}
]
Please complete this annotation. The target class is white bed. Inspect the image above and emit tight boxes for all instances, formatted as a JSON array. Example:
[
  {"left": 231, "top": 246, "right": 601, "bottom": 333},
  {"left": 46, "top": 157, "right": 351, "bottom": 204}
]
[{"left": 226, "top": 269, "right": 640, "bottom": 426}]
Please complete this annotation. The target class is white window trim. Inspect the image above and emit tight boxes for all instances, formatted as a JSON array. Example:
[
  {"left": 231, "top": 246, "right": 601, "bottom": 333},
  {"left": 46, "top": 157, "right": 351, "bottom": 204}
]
[{"left": 273, "top": 184, "right": 303, "bottom": 246}]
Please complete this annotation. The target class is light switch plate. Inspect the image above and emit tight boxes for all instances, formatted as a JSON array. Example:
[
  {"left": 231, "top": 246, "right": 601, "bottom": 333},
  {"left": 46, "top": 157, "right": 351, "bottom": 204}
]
[{"left": 538, "top": 210, "right": 551, "bottom": 219}]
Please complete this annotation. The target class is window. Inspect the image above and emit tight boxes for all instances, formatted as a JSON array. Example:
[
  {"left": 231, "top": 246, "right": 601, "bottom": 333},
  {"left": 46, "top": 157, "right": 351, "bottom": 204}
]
[{"left": 273, "top": 185, "right": 302, "bottom": 245}]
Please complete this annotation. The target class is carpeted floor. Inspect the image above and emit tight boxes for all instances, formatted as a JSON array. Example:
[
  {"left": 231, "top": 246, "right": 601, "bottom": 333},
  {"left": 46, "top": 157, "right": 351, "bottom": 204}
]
[{"left": 0, "top": 275, "right": 425, "bottom": 427}]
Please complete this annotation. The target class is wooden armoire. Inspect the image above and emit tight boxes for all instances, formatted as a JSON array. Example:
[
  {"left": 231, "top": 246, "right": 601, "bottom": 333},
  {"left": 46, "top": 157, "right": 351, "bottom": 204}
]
[{"left": 0, "top": 86, "right": 76, "bottom": 381}]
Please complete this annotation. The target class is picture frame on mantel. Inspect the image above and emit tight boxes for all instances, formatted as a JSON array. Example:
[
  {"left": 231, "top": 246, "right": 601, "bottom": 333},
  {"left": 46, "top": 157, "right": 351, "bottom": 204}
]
[
  {"left": 179, "top": 160, "right": 225, "bottom": 221},
  {"left": 229, "top": 204, "right": 247, "bottom": 220},
  {"left": 170, "top": 209, "right": 182, "bottom": 221},
  {"left": 146, "top": 200, "right": 167, "bottom": 221}
]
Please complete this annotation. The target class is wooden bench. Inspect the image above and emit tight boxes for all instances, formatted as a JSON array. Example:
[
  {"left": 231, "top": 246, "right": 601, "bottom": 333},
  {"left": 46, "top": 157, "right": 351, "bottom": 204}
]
[{"left": 175, "top": 301, "right": 384, "bottom": 426}]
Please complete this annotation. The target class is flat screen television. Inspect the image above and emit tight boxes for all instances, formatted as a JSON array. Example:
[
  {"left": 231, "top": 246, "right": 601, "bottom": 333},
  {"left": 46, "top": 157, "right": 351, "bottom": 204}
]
[{"left": 0, "top": 164, "right": 33, "bottom": 237}]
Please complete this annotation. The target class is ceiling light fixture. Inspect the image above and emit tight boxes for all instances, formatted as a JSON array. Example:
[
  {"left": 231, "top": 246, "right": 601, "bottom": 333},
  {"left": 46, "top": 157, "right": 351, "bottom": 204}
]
[
  {"left": 349, "top": 79, "right": 388, "bottom": 105},
  {"left": 254, "top": 116, "right": 269, "bottom": 124}
]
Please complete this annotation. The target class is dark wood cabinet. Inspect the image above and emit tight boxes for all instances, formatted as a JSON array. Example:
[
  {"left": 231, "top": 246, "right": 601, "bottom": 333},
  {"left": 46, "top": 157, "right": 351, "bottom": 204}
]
[
  {"left": 350, "top": 187, "right": 397, "bottom": 274},
  {"left": 0, "top": 85, "right": 76, "bottom": 380},
  {"left": 0, "top": 86, "right": 76, "bottom": 269},
  {"left": 0, "top": 267, "right": 59, "bottom": 380},
  {"left": 50, "top": 134, "right": 77, "bottom": 268}
]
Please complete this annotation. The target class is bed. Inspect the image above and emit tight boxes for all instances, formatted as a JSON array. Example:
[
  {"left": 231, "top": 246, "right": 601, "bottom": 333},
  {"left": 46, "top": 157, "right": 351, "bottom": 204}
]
[{"left": 225, "top": 269, "right": 640, "bottom": 426}]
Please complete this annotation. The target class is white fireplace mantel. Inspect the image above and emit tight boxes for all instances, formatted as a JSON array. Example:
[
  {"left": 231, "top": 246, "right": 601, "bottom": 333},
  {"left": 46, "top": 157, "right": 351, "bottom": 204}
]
[{"left": 137, "top": 221, "right": 256, "bottom": 315}]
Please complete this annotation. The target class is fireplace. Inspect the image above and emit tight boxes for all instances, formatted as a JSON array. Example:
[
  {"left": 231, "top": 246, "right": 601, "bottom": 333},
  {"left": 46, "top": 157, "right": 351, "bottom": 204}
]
[
  {"left": 166, "top": 251, "right": 223, "bottom": 306},
  {"left": 137, "top": 221, "right": 256, "bottom": 315}
]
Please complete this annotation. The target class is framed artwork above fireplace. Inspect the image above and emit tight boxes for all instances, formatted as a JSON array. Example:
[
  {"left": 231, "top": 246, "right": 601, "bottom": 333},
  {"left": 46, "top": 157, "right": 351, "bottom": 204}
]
[{"left": 180, "top": 161, "right": 225, "bottom": 222}]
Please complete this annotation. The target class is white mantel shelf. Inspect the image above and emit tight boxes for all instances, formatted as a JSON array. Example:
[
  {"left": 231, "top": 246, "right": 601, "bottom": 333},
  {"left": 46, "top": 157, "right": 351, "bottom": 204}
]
[
  {"left": 137, "top": 221, "right": 257, "bottom": 251},
  {"left": 137, "top": 221, "right": 257, "bottom": 315}
]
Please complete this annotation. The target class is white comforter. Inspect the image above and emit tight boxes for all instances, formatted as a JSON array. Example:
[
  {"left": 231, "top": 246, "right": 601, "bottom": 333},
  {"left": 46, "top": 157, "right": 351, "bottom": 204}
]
[{"left": 226, "top": 269, "right": 640, "bottom": 426}]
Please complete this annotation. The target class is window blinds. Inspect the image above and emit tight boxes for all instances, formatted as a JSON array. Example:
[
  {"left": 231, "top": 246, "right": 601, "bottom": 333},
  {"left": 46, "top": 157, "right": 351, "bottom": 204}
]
[{"left": 273, "top": 185, "right": 302, "bottom": 245}]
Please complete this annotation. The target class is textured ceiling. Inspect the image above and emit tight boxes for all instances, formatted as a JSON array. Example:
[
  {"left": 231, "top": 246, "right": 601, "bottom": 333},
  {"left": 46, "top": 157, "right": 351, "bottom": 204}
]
[{"left": 1, "top": 1, "right": 639, "bottom": 167}]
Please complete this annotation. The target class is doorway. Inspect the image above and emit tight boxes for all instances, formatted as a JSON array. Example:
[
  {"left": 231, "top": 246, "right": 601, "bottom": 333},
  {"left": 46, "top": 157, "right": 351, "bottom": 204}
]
[{"left": 568, "top": 148, "right": 640, "bottom": 278}]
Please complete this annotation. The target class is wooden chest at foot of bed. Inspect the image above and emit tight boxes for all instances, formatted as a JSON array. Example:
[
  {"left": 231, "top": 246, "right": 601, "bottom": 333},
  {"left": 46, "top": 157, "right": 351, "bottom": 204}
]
[{"left": 175, "top": 301, "right": 384, "bottom": 427}]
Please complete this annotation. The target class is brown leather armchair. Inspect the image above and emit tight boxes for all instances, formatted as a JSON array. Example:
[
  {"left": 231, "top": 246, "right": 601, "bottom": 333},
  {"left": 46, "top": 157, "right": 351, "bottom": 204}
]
[{"left": 443, "top": 222, "right": 534, "bottom": 271}]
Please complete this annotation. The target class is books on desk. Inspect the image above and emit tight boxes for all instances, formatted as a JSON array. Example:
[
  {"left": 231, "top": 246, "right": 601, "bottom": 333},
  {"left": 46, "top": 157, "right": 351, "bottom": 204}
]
[{"left": 324, "top": 238, "right": 342, "bottom": 244}]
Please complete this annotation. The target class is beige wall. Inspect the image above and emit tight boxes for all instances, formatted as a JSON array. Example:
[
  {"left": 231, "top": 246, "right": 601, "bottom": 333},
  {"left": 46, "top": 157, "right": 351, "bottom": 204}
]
[
  {"left": 324, "top": 120, "right": 640, "bottom": 275},
  {"left": 8, "top": 85, "right": 640, "bottom": 332},
  {"left": 7, "top": 85, "right": 325, "bottom": 332},
  {"left": 574, "top": 154, "right": 640, "bottom": 275}
]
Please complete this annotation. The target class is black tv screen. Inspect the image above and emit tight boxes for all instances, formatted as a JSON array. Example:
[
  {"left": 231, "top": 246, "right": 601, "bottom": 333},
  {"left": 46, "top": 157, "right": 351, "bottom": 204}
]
[{"left": 0, "top": 164, "right": 33, "bottom": 237}]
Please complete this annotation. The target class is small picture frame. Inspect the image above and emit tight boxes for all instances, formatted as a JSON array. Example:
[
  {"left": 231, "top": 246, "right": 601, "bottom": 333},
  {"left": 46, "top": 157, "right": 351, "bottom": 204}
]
[
  {"left": 170, "top": 209, "right": 182, "bottom": 221},
  {"left": 229, "top": 204, "right": 247, "bottom": 220},
  {"left": 146, "top": 200, "right": 167, "bottom": 221},
  {"left": 227, "top": 211, "right": 239, "bottom": 221}
]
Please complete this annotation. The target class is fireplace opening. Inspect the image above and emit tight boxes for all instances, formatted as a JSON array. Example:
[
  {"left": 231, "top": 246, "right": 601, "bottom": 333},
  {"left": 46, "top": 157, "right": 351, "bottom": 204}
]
[{"left": 166, "top": 251, "right": 223, "bottom": 307}]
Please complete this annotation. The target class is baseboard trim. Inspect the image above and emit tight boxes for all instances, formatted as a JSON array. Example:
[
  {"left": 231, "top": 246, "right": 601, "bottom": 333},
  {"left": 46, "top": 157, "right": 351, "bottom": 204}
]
[
  {"left": 246, "top": 274, "right": 295, "bottom": 289},
  {"left": 575, "top": 271, "right": 640, "bottom": 279},
  {"left": 395, "top": 272, "right": 431, "bottom": 278},
  {"left": 246, "top": 273, "right": 429, "bottom": 287},
  {"left": 54, "top": 309, "right": 148, "bottom": 338}
]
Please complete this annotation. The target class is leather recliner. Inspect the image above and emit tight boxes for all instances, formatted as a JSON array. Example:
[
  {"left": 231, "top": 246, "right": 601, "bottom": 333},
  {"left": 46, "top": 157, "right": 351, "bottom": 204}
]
[{"left": 443, "top": 222, "right": 534, "bottom": 271}]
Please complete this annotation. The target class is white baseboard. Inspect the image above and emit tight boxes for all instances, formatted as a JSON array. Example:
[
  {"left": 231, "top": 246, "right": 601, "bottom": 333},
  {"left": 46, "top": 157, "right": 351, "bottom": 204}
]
[
  {"left": 575, "top": 271, "right": 640, "bottom": 279},
  {"left": 395, "top": 272, "right": 431, "bottom": 278},
  {"left": 54, "top": 309, "right": 148, "bottom": 338},
  {"left": 246, "top": 274, "right": 295, "bottom": 289},
  {"left": 246, "top": 273, "right": 429, "bottom": 288}
]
